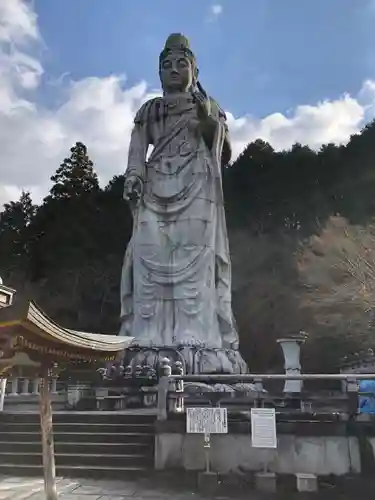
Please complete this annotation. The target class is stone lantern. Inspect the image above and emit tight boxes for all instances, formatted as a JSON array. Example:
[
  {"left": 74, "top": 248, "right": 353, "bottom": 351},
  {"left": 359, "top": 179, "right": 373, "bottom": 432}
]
[
  {"left": 277, "top": 331, "right": 308, "bottom": 393},
  {"left": 0, "top": 279, "right": 16, "bottom": 309}
]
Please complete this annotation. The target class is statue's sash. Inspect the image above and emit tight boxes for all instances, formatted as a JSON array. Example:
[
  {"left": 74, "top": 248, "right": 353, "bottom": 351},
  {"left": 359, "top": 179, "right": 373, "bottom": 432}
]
[
  {"left": 145, "top": 111, "right": 199, "bottom": 202},
  {"left": 148, "top": 114, "right": 190, "bottom": 164}
]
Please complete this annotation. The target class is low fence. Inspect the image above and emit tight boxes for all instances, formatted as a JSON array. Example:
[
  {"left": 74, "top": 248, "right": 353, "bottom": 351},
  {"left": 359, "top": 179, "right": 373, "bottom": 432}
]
[
  {"left": 4, "top": 376, "right": 61, "bottom": 396},
  {"left": 0, "top": 376, "right": 66, "bottom": 411},
  {"left": 3, "top": 372, "right": 375, "bottom": 419},
  {"left": 156, "top": 373, "right": 375, "bottom": 421}
]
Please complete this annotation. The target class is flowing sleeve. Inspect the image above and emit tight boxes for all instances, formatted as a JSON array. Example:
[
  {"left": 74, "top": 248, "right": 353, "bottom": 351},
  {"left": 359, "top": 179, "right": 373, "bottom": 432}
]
[
  {"left": 215, "top": 101, "right": 232, "bottom": 166},
  {"left": 204, "top": 98, "right": 232, "bottom": 166},
  {"left": 125, "top": 100, "right": 152, "bottom": 182}
]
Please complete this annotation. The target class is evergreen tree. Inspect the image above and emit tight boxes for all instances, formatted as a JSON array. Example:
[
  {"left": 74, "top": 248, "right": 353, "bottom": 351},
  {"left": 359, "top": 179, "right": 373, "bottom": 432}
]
[
  {"left": 0, "top": 191, "right": 36, "bottom": 273},
  {"left": 48, "top": 141, "right": 99, "bottom": 200}
]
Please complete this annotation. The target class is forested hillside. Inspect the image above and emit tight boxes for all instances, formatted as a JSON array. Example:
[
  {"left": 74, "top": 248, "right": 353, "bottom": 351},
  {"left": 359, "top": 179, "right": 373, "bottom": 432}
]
[{"left": 2, "top": 123, "right": 375, "bottom": 372}]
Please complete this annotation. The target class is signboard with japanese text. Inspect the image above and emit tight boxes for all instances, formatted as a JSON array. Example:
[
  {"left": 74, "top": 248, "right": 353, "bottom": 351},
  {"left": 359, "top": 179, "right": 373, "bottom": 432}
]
[
  {"left": 186, "top": 407, "right": 228, "bottom": 434},
  {"left": 251, "top": 408, "right": 277, "bottom": 448}
]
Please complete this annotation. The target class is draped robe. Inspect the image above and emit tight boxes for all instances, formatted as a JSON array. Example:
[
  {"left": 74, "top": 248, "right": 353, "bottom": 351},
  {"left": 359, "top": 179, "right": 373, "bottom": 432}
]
[{"left": 120, "top": 93, "right": 238, "bottom": 349}]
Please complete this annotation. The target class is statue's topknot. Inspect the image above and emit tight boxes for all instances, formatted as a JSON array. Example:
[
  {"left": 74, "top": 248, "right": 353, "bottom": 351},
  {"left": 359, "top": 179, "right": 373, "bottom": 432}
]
[{"left": 164, "top": 33, "right": 191, "bottom": 51}]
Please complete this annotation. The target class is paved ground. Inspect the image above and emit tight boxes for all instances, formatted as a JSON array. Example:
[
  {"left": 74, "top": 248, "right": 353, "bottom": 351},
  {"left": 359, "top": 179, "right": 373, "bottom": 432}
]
[
  {"left": 0, "top": 474, "right": 373, "bottom": 499},
  {"left": 0, "top": 475, "right": 226, "bottom": 500}
]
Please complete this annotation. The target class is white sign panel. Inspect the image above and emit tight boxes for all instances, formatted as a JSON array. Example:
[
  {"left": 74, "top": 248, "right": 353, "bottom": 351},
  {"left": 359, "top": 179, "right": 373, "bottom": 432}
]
[
  {"left": 186, "top": 407, "right": 228, "bottom": 434},
  {"left": 251, "top": 408, "right": 277, "bottom": 448}
]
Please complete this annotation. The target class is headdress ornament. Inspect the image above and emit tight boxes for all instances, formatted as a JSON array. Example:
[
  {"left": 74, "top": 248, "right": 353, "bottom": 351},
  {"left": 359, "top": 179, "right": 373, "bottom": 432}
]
[{"left": 159, "top": 33, "right": 196, "bottom": 68}]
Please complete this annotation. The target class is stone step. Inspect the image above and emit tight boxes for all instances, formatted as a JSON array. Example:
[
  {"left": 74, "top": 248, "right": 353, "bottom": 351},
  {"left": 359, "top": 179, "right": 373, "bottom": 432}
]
[
  {"left": 0, "top": 441, "right": 152, "bottom": 455},
  {"left": 0, "top": 431, "right": 154, "bottom": 444},
  {"left": 0, "top": 452, "right": 153, "bottom": 468},
  {"left": 0, "top": 463, "right": 149, "bottom": 479},
  {"left": 0, "top": 412, "right": 156, "bottom": 425},
  {"left": 0, "top": 422, "right": 154, "bottom": 434},
  {"left": 0, "top": 412, "right": 156, "bottom": 477}
]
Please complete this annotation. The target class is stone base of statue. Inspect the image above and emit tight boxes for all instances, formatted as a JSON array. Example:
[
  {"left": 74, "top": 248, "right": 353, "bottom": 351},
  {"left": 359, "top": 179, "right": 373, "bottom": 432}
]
[
  {"left": 122, "top": 344, "right": 258, "bottom": 396},
  {"left": 123, "top": 344, "right": 248, "bottom": 375}
]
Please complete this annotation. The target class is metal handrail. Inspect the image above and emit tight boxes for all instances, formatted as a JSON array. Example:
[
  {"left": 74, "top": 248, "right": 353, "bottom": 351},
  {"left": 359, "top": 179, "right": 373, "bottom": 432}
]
[{"left": 167, "top": 373, "right": 375, "bottom": 381}]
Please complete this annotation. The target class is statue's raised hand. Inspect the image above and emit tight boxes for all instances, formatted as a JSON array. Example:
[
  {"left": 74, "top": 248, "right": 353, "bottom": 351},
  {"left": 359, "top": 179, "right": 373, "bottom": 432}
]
[
  {"left": 124, "top": 175, "right": 143, "bottom": 209},
  {"left": 192, "top": 90, "right": 211, "bottom": 120}
]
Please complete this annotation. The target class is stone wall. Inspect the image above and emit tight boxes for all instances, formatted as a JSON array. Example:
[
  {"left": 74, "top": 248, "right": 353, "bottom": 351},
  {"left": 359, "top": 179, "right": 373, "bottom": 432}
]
[
  {"left": 156, "top": 433, "right": 360, "bottom": 475},
  {"left": 155, "top": 418, "right": 375, "bottom": 476}
]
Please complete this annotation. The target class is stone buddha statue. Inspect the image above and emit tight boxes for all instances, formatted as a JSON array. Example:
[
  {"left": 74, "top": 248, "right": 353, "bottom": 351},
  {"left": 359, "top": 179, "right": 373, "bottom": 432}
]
[{"left": 120, "top": 33, "right": 247, "bottom": 374}]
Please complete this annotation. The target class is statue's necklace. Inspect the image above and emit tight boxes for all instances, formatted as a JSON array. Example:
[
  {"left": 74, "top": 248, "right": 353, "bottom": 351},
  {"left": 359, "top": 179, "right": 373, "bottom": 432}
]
[{"left": 164, "top": 95, "right": 195, "bottom": 115}]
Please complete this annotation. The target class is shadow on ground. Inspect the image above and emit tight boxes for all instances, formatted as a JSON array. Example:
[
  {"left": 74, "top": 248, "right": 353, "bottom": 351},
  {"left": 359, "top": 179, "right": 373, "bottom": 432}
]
[{"left": 146, "top": 471, "right": 375, "bottom": 499}]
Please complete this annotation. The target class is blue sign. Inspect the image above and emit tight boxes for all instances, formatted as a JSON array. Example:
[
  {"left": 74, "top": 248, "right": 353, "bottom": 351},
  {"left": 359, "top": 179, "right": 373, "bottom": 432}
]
[{"left": 359, "top": 380, "right": 375, "bottom": 414}]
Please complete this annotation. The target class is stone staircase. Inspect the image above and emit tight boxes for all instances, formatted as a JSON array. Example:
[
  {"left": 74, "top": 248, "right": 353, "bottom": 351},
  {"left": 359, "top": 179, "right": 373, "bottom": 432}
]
[{"left": 0, "top": 411, "right": 155, "bottom": 477}]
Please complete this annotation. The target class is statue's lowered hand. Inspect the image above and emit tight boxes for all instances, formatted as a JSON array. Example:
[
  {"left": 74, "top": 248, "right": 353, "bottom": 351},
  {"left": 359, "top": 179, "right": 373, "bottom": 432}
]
[{"left": 124, "top": 176, "right": 143, "bottom": 208}]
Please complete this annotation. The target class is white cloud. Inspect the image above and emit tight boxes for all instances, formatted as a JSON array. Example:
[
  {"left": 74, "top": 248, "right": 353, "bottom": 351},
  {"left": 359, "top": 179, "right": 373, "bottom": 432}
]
[
  {"left": 227, "top": 93, "right": 365, "bottom": 159},
  {"left": 207, "top": 4, "right": 223, "bottom": 22},
  {"left": 0, "top": 0, "right": 374, "bottom": 207},
  {"left": 210, "top": 4, "right": 223, "bottom": 17},
  {"left": 0, "top": 0, "right": 39, "bottom": 43}
]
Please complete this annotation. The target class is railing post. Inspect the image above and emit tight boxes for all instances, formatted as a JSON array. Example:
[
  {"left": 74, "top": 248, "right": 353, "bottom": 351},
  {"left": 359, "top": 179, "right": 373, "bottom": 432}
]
[
  {"left": 157, "top": 358, "right": 171, "bottom": 421},
  {"left": 50, "top": 377, "right": 58, "bottom": 395},
  {"left": 21, "top": 378, "right": 30, "bottom": 396},
  {"left": 9, "top": 377, "right": 18, "bottom": 396},
  {"left": 174, "top": 361, "right": 184, "bottom": 413},
  {"left": 32, "top": 378, "right": 40, "bottom": 395},
  {"left": 347, "top": 377, "right": 359, "bottom": 417},
  {"left": 254, "top": 377, "right": 264, "bottom": 392},
  {"left": 0, "top": 378, "right": 6, "bottom": 411}
]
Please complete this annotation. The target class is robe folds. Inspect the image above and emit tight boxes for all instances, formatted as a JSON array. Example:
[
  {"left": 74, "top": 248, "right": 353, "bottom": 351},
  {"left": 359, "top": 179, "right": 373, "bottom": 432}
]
[{"left": 120, "top": 93, "right": 238, "bottom": 350}]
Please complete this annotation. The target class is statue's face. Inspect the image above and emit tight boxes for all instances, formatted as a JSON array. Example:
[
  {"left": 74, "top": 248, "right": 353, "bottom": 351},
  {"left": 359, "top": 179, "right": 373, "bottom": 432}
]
[{"left": 160, "top": 52, "right": 194, "bottom": 94}]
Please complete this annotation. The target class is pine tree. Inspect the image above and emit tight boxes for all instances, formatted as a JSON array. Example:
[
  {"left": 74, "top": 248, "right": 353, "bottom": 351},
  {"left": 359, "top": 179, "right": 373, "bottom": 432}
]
[
  {"left": 0, "top": 191, "right": 36, "bottom": 266},
  {"left": 48, "top": 142, "right": 99, "bottom": 200}
]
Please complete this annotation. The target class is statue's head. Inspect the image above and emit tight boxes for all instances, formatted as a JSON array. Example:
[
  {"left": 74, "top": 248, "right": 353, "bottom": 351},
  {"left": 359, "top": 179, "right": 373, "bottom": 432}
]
[{"left": 159, "top": 33, "right": 198, "bottom": 94}]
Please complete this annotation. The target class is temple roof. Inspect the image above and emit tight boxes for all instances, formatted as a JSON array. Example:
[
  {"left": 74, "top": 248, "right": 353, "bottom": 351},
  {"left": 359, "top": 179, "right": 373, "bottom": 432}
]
[
  {"left": 0, "top": 284, "right": 16, "bottom": 308},
  {"left": 0, "top": 299, "right": 134, "bottom": 356}
]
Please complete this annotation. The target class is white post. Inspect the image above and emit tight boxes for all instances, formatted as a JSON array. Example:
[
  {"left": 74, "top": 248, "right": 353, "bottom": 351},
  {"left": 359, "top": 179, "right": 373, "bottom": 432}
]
[
  {"left": 32, "top": 378, "right": 40, "bottom": 395},
  {"left": 174, "top": 361, "right": 184, "bottom": 413},
  {"left": 0, "top": 378, "right": 7, "bottom": 411},
  {"left": 277, "top": 335, "right": 307, "bottom": 393},
  {"left": 157, "top": 358, "right": 171, "bottom": 420},
  {"left": 10, "top": 377, "right": 18, "bottom": 396},
  {"left": 50, "top": 378, "right": 57, "bottom": 395},
  {"left": 21, "top": 378, "right": 30, "bottom": 395},
  {"left": 40, "top": 365, "right": 57, "bottom": 500}
]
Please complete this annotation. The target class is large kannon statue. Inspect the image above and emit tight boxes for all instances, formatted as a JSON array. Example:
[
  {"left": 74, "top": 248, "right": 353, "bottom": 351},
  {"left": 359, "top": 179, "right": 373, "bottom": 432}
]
[{"left": 120, "top": 33, "right": 247, "bottom": 374}]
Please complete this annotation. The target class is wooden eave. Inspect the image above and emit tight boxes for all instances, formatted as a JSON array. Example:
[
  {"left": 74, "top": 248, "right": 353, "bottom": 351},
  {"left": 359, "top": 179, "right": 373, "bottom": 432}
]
[{"left": 0, "top": 299, "right": 133, "bottom": 363}]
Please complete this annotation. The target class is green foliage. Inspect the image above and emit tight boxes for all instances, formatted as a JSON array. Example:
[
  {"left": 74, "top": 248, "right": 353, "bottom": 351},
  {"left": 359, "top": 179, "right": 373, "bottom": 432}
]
[
  {"left": 47, "top": 142, "right": 99, "bottom": 201},
  {"left": 0, "top": 191, "right": 36, "bottom": 275}
]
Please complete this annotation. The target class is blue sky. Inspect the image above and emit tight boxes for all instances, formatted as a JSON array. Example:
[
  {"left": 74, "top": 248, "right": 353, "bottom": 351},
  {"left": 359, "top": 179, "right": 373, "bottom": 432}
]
[
  {"left": 35, "top": 0, "right": 375, "bottom": 117},
  {"left": 1, "top": 0, "right": 375, "bottom": 204}
]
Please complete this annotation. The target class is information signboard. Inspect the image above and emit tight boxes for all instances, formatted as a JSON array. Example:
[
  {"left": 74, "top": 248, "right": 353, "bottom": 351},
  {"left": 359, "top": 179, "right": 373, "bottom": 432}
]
[
  {"left": 186, "top": 407, "right": 228, "bottom": 434},
  {"left": 251, "top": 408, "right": 277, "bottom": 448}
]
